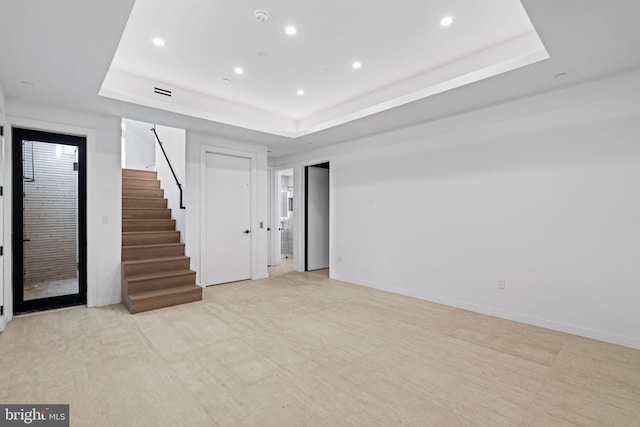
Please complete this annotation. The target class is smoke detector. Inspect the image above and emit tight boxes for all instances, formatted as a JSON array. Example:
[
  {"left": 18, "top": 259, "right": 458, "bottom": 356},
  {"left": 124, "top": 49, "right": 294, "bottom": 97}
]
[{"left": 254, "top": 10, "right": 269, "bottom": 22}]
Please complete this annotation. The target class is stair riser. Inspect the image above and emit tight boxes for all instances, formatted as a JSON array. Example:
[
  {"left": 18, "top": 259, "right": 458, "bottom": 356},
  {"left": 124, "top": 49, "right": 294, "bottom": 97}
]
[
  {"left": 122, "top": 245, "right": 185, "bottom": 261},
  {"left": 121, "top": 168, "right": 201, "bottom": 314},
  {"left": 127, "top": 287, "right": 202, "bottom": 313},
  {"left": 122, "top": 169, "right": 157, "bottom": 180},
  {"left": 123, "top": 220, "right": 175, "bottom": 232},
  {"left": 123, "top": 209, "right": 172, "bottom": 219},
  {"left": 123, "top": 258, "right": 191, "bottom": 276},
  {"left": 125, "top": 272, "right": 196, "bottom": 295},
  {"left": 122, "top": 178, "right": 160, "bottom": 189},
  {"left": 122, "top": 232, "right": 180, "bottom": 246},
  {"left": 122, "top": 188, "right": 164, "bottom": 198},
  {"left": 122, "top": 198, "right": 167, "bottom": 208}
]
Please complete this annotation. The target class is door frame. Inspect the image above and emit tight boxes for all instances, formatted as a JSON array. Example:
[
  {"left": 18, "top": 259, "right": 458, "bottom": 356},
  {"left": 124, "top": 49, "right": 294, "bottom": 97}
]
[
  {"left": 11, "top": 127, "right": 87, "bottom": 314},
  {"left": 3, "top": 117, "right": 97, "bottom": 324},
  {"left": 199, "top": 145, "right": 257, "bottom": 284},
  {"left": 0, "top": 113, "right": 4, "bottom": 331},
  {"left": 296, "top": 157, "right": 332, "bottom": 273},
  {"left": 271, "top": 166, "right": 296, "bottom": 267},
  {"left": 304, "top": 162, "right": 330, "bottom": 271},
  {"left": 267, "top": 166, "right": 274, "bottom": 267}
]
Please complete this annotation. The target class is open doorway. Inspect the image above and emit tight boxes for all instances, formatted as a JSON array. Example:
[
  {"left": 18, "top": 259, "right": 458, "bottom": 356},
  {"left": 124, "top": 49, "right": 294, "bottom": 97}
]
[
  {"left": 304, "top": 162, "right": 330, "bottom": 271},
  {"left": 277, "top": 169, "right": 294, "bottom": 270}
]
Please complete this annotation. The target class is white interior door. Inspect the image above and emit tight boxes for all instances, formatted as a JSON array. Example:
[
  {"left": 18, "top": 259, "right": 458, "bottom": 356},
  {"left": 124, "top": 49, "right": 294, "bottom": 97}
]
[
  {"left": 203, "top": 152, "right": 251, "bottom": 285},
  {"left": 306, "top": 166, "right": 329, "bottom": 271},
  {"left": 267, "top": 169, "right": 273, "bottom": 266}
]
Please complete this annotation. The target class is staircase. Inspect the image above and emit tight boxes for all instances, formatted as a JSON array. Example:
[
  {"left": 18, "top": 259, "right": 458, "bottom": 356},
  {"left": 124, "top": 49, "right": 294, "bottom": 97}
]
[{"left": 121, "top": 168, "right": 202, "bottom": 313}]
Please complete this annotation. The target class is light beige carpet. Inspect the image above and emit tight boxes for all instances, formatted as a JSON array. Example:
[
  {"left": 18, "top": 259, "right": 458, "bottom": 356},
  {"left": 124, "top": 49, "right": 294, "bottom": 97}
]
[{"left": 1, "top": 267, "right": 638, "bottom": 426}]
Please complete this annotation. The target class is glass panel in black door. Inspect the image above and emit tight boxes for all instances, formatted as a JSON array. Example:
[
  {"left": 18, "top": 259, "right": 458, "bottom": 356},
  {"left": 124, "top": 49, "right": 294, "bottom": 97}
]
[{"left": 22, "top": 140, "right": 79, "bottom": 300}]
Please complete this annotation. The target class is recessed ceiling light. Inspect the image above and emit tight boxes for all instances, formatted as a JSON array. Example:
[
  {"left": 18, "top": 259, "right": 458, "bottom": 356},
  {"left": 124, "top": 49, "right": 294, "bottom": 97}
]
[
  {"left": 234, "top": 67, "right": 244, "bottom": 75},
  {"left": 152, "top": 37, "right": 165, "bottom": 47},
  {"left": 297, "top": 89, "right": 305, "bottom": 96},
  {"left": 222, "top": 78, "right": 231, "bottom": 83},
  {"left": 285, "top": 25, "right": 297, "bottom": 36},
  {"left": 440, "top": 16, "right": 453, "bottom": 27},
  {"left": 20, "top": 80, "right": 34, "bottom": 86},
  {"left": 554, "top": 72, "right": 568, "bottom": 79},
  {"left": 352, "top": 61, "right": 362, "bottom": 70}
]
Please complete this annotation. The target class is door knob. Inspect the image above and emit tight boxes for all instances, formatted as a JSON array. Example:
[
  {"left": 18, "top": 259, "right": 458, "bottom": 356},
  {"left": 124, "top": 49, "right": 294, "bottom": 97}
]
[{"left": 243, "top": 230, "right": 250, "bottom": 234}]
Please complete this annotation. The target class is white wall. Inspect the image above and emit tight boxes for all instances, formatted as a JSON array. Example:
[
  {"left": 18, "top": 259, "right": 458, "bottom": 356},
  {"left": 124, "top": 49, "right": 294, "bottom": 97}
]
[
  {"left": 155, "top": 125, "right": 186, "bottom": 242},
  {"left": 185, "top": 131, "right": 268, "bottom": 285},
  {"left": 273, "top": 68, "right": 640, "bottom": 349},
  {"left": 3, "top": 101, "right": 122, "bottom": 321},
  {"left": 122, "top": 118, "right": 154, "bottom": 170}
]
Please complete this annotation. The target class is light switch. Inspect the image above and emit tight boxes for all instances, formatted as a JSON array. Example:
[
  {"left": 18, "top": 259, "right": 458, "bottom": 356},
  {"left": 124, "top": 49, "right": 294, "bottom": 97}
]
[
  {"left": 102, "top": 215, "right": 110, "bottom": 224},
  {"left": 260, "top": 221, "right": 264, "bottom": 228}
]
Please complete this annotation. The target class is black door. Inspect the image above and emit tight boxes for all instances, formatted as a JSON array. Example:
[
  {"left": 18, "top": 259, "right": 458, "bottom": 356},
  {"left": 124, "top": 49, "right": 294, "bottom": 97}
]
[{"left": 12, "top": 127, "right": 87, "bottom": 314}]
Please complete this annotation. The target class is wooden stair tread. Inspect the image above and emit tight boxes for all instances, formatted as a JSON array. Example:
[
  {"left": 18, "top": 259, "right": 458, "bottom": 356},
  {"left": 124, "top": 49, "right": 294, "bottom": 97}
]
[
  {"left": 122, "top": 242, "right": 184, "bottom": 249},
  {"left": 126, "top": 269, "right": 194, "bottom": 282},
  {"left": 122, "top": 169, "right": 156, "bottom": 174},
  {"left": 122, "top": 219, "right": 174, "bottom": 223},
  {"left": 121, "top": 169, "right": 200, "bottom": 313},
  {"left": 122, "top": 221, "right": 175, "bottom": 224},
  {"left": 123, "top": 207, "right": 169, "bottom": 210},
  {"left": 122, "top": 255, "right": 189, "bottom": 266},
  {"left": 123, "top": 183, "right": 160, "bottom": 188},
  {"left": 122, "top": 176, "right": 159, "bottom": 180},
  {"left": 129, "top": 284, "right": 201, "bottom": 299},
  {"left": 122, "top": 231, "right": 177, "bottom": 235},
  {"left": 122, "top": 188, "right": 163, "bottom": 194}
]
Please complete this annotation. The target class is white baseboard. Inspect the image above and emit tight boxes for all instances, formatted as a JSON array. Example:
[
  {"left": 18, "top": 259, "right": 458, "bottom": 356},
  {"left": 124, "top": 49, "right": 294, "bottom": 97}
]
[
  {"left": 331, "top": 274, "right": 640, "bottom": 350},
  {"left": 96, "top": 296, "right": 122, "bottom": 307}
]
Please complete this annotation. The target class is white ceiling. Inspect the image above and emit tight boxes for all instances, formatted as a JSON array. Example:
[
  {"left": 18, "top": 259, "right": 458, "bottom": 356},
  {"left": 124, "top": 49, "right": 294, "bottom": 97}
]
[
  {"left": 1, "top": 1, "right": 640, "bottom": 157},
  {"left": 101, "top": 0, "right": 547, "bottom": 137}
]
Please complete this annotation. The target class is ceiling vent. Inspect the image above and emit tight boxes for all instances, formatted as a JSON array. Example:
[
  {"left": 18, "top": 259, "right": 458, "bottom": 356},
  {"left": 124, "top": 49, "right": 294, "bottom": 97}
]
[
  {"left": 254, "top": 9, "right": 269, "bottom": 22},
  {"left": 153, "top": 87, "right": 172, "bottom": 97}
]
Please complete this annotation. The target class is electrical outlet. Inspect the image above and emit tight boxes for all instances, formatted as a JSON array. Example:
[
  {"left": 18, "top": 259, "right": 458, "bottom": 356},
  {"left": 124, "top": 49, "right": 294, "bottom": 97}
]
[{"left": 498, "top": 279, "right": 506, "bottom": 290}]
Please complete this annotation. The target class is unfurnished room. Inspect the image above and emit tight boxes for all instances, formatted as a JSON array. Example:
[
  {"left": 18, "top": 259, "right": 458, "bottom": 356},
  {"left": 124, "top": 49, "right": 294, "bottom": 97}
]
[{"left": 0, "top": 1, "right": 639, "bottom": 426}]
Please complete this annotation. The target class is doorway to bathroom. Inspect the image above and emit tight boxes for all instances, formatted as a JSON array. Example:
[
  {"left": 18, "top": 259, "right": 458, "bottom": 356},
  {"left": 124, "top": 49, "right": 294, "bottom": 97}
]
[{"left": 277, "top": 169, "right": 294, "bottom": 268}]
